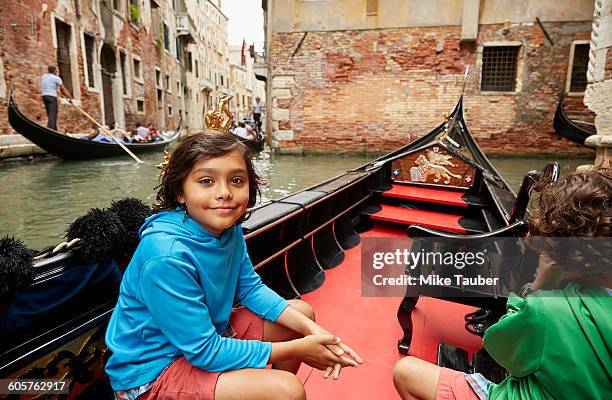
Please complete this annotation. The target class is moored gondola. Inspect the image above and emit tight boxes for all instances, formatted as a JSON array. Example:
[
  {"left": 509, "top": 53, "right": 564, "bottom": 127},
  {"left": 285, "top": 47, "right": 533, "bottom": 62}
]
[
  {"left": 7, "top": 87, "right": 181, "bottom": 160},
  {"left": 232, "top": 132, "right": 266, "bottom": 152},
  {"left": 1, "top": 95, "right": 552, "bottom": 398},
  {"left": 553, "top": 95, "right": 596, "bottom": 145}
]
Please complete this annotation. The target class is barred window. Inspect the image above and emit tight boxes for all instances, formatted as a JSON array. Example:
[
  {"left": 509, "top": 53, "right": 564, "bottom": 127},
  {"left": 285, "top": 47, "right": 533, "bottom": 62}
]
[
  {"left": 84, "top": 34, "right": 96, "bottom": 88},
  {"left": 569, "top": 43, "right": 589, "bottom": 92},
  {"left": 481, "top": 46, "right": 519, "bottom": 92},
  {"left": 55, "top": 19, "right": 73, "bottom": 96}
]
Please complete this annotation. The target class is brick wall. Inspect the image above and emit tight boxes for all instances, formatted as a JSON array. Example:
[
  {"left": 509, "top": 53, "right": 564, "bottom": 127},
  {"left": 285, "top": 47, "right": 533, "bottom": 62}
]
[
  {"left": 269, "top": 22, "right": 594, "bottom": 155},
  {"left": 0, "top": 1, "right": 182, "bottom": 137}
]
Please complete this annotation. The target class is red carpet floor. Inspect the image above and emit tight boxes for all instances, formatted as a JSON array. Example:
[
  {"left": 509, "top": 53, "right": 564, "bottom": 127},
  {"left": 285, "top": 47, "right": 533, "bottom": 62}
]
[{"left": 297, "top": 223, "right": 482, "bottom": 399}]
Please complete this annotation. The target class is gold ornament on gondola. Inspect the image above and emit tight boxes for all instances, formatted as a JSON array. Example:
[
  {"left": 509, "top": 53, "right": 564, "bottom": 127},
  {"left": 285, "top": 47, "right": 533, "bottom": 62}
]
[
  {"left": 156, "top": 150, "right": 171, "bottom": 171},
  {"left": 205, "top": 94, "right": 234, "bottom": 133}
]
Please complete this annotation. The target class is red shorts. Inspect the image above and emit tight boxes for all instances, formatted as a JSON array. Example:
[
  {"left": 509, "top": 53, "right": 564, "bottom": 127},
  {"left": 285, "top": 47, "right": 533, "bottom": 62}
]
[
  {"left": 140, "top": 307, "right": 265, "bottom": 400},
  {"left": 436, "top": 368, "right": 481, "bottom": 400}
]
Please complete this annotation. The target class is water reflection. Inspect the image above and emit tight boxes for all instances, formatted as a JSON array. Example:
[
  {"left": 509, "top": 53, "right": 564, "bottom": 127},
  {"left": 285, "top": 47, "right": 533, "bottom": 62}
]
[{"left": 0, "top": 148, "right": 591, "bottom": 249}]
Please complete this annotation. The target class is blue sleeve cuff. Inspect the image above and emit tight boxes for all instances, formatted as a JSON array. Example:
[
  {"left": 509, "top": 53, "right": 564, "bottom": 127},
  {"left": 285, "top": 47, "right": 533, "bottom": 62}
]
[
  {"left": 264, "top": 298, "right": 290, "bottom": 322},
  {"left": 258, "top": 341, "right": 273, "bottom": 368}
]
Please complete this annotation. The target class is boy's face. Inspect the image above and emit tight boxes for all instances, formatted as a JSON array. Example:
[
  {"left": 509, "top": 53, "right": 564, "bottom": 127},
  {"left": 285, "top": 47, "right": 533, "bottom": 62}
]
[{"left": 178, "top": 150, "right": 250, "bottom": 236}]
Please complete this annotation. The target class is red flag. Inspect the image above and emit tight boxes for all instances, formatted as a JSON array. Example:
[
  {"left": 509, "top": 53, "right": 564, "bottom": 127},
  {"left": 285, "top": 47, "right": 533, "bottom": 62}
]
[{"left": 241, "top": 39, "right": 246, "bottom": 66}]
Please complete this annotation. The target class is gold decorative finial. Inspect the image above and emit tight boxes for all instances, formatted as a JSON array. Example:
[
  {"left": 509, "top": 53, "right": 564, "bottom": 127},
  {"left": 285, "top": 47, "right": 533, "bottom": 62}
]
[
  {"left": 205, "top": 94, "right": 234, "bottom": 132},
  {"left": 156, "top": 150, "right": 171, "bottom": 171},
  {"left": 440, "top": 112, "right": 451, "bottom": 141}
]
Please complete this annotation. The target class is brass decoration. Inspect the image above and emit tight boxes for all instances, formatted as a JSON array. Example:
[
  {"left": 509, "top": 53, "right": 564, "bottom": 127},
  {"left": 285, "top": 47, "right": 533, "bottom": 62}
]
[
  {"left": 156, "top": 150, "right": 171, "bottom": 171},
  {"left": 205, "top": 94, "right": 233, "bottom": 132},
  {"left": 414, "top": 150, "right": 462, "bottom": 184},
  {"left": 439, "top": 112, "right": 451, "bottom": 142},
  {"left": 391, "top": 145, "right": 476, "bottom": 189},
  {"left": 8, "top": 325, "right": 108, "bottom": 399}
]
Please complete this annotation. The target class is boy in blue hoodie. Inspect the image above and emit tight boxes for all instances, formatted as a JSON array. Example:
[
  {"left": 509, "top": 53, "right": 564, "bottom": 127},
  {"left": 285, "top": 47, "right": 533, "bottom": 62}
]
[{"left": 105, "top": 133, "right": 362, "bottom": 400}]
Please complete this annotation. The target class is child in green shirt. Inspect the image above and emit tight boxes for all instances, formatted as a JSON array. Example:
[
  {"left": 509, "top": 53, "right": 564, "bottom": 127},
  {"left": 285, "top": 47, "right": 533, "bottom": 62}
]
[{"left": 393, "top": 171, "right": 611, "bottom": 400}]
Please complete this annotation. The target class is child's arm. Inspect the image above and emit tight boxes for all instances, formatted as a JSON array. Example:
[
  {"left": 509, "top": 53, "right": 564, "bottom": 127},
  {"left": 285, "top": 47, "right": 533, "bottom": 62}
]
[
  {"left": 140, "top": 256, "right": 274, "bottom": 372},
  {"left": 483, "top": 293, "right": 545, "bottom": 377}
]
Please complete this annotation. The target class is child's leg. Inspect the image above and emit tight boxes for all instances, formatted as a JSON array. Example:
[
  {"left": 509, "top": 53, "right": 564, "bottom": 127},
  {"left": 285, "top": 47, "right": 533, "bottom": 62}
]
[
  {"left": 215, "top": 368, "right": 306, "bottom": 400},
  {"left": 263, "top": 299, "right": 315, "bottom": 374},
  {"left": 393, "top": 356, "right": 441, "bottom": 400}
]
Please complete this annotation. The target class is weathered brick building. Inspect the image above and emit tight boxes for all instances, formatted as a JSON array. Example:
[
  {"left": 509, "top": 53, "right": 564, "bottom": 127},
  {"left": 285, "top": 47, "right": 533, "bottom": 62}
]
[
  {"left": 262, "top": 0, "right": 596, "bottom": 155},
  {"left": 0, "top": 0, "right": 189, "bottom": 138},
  {"left": 0, "top": 0, "right": 237, "bottom": 155}
]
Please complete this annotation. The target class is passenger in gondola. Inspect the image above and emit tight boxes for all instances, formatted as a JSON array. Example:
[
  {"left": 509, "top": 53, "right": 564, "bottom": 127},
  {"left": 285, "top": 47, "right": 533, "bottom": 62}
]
[
  {"left": 111, "top": 123, "right": 130, "bottom": 143},
  {"left": 233, "top": 122, "right": 250, "bottom": 140},
  {"left": 245, "top": 121, "right": 256, "bottom": 140},
  {"left": 132, "top": 122, "right": 151, "bottom": 143},
  {"left": 148, "top": 122, "right": 162, "bottom": 142},
  {"left": 393, "top": 171, "right": 611, "bottom": 400},
  {"left": 105, "top": 133, "right": 362, "bottom": 400},
  {"left": 40, "top": 65, "right": 72, "bottom": 131}
]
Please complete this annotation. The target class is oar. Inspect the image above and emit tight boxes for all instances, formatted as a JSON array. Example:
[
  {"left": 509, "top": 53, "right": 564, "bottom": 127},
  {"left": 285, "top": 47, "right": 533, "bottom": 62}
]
[{"left": 69, "top": 101, "right": 145, "bottom": 164}]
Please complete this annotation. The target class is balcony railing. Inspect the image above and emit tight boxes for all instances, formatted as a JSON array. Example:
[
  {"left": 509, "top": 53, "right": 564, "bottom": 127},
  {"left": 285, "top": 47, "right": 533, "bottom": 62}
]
[{"left": 176, "top": 13, "right": 196, "bottom": 41}]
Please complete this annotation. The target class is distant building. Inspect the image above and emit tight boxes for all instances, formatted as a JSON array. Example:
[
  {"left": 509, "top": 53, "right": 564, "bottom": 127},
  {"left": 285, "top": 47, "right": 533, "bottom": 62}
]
[
  {"left": 261, "top": 0, "right": 596, "bottom": 155},
  {"left": 0, "top": 0, "right": 237, "bottom": 150},
  {"left": 230, "top": 41, "right": 260, "bottom": 122},
  {"left": 0, "top": 0, "right": 192, "bottom": 137}
]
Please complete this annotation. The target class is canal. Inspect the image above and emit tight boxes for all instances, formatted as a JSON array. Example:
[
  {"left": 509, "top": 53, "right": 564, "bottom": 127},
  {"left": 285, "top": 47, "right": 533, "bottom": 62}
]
[{"left": 0, "top": 150, "right": 590, "bottom": 249}]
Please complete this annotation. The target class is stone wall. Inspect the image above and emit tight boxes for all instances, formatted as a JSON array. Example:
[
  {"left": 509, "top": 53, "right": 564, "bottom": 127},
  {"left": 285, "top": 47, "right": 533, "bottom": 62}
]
[{"left": 269, "top": 22, "right": 595, "bottom": 155}]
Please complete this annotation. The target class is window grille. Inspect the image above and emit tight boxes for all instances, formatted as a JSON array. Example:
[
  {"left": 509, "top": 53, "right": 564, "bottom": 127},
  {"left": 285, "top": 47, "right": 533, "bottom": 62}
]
[
  {"left": 481, "top": 46, "right": 519, "bottom": 92},
  {"left": 120, "top": 52, "right": 128, "bottom": 95},
  {"left": 84, "top": 34, "right": 95, "bottom": 88},
  {"left": 55, "top": 19, "right": 73, "bottom": 96},
  {"left": 569, "top": 43, "right": 589, "bottom": 92}
]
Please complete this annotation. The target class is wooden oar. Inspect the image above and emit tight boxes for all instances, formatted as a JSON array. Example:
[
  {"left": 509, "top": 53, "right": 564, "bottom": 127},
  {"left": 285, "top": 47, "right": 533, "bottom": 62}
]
[{"left": 69, "top": 101, "right": 145, "bottom": 164}]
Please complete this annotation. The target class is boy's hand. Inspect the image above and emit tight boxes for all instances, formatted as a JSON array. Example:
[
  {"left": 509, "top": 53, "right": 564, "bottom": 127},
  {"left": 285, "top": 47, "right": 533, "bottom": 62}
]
[
  {"left": 307, "top": 326, "right": 363, "bottom": 380},
  {"left": 296, "top": 335, "right": 359, "bottom": 373}
]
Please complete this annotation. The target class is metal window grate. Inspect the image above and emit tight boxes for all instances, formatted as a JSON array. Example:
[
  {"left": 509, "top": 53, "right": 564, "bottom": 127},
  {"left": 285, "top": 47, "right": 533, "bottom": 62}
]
[
  {"left": 481, "top": 46, "right": 519, "bottom": 92},
  {"left": 55, "top": 19, "right": 73, "bottom": 96},
  {"left": 569, "top": 44, "right": 589, "bottom": 92},
  {"left": 84, "top": 34, "right": 95, "bottom": 88}
]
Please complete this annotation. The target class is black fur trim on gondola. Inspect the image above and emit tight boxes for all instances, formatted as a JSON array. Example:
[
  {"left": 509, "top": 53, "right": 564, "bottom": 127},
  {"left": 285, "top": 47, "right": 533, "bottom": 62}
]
[
  {"left": 66, "top": 208, "right": 126, "bottom": 264},
  {"left": 109, "top": 198, "right": 152, "bottom": 256},
  {"left": 0, "top": 235, "right": 35, "bottom": 296}
]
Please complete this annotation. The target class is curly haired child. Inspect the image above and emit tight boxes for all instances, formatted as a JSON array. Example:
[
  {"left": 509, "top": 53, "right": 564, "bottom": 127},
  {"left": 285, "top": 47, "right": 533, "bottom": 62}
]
[{"left": 393, "top": 171, "right": 611, "bottom": 400}]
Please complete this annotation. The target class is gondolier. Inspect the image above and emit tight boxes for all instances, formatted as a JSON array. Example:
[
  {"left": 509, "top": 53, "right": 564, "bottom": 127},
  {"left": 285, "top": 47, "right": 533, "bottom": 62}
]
[
  {"left": 252, "top": 96, "right": 264, "bottom": 131},
  {"left": 40, "top": 65, "right": 72, "bottom": 131}
]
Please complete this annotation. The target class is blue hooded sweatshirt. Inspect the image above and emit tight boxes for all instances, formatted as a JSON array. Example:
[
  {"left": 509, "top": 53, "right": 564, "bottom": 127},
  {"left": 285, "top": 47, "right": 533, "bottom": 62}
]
[{"left": 104, "top": 210, "right": 289, "bottom": 390}]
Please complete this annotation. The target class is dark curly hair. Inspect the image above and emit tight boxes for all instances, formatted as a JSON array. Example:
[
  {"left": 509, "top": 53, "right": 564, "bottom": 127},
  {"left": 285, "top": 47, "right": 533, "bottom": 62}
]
[
  {"left": 153, "top": 132, "right": 264, "bottom": 224},
  {"left": 529, "top": 170, "right": 611, "bottom": 275}
]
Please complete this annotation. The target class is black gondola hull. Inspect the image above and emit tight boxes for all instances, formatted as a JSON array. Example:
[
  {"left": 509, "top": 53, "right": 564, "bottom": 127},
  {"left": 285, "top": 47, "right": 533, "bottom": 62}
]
[
  {"left": 7, "top": 90, "right": 180, "bottom": 160},
  {"left": 553, "top": 96, "right": 596, "bottom": 145}
]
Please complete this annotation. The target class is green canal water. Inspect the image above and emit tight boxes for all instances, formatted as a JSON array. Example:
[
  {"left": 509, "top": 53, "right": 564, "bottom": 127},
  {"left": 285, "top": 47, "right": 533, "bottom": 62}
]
[{"left": 0, "top": 149, "right": 590, "bottom": 249}]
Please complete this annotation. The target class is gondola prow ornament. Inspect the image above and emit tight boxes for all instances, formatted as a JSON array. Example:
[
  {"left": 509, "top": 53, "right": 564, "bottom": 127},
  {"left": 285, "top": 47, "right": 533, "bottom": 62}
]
[{"left": 204, "top": 94, "right": 234, "bottom": 133}]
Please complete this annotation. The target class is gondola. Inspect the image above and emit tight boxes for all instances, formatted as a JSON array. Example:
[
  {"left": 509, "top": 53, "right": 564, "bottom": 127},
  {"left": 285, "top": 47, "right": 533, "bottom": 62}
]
[
  {"left": 7, "top": 87, "right": 181, "bottom": 160},
  {"left": 233, "top": 132, "right": 265, "bottom": 152},
  {"left": 0, "top": 95, "right": 555, "bottom": 399},
  {"left": 553, "top": 95, "right": 596, "bottom": 145}
]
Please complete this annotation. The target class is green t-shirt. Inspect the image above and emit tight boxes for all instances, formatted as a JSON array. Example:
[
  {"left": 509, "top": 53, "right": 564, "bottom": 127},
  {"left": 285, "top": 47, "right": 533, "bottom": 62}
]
[{"left": 484, "top": 283, "right": 612, "bottom": 400}]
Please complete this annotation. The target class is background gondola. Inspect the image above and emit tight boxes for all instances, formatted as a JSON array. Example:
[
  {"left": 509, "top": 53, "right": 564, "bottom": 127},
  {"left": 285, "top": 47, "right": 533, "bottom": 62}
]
[
  {"left": 553, "top": 94, "right": 596, "bottom": 145},
  {"left": 7, "top": 87, "right": 181, "bottom": 160}
]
